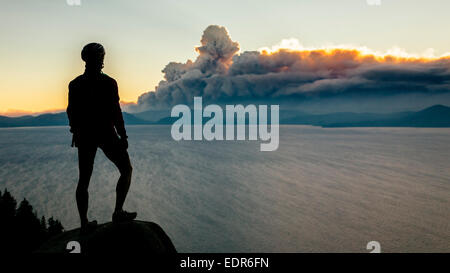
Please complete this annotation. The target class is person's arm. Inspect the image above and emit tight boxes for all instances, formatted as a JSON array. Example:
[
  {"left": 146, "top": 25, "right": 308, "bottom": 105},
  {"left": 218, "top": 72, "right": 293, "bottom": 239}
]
[
  {"left": 67, "top": 82, "right": 79, "bottom": 147},
  {"left": 67, "top": 82, "right": 78, "bottom": 134},
  {"left": 111, "top": 79, "right": 127, "bottom": 140}
]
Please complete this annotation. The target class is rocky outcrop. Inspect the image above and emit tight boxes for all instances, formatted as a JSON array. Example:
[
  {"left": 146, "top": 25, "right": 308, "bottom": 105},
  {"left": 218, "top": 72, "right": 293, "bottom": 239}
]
[{"left": 36, "top": 220, "right": 177, "bottom": 254}]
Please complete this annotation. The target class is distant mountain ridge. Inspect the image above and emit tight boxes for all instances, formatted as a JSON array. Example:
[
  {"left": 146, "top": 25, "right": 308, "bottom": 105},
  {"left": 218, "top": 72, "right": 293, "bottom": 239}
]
[
  {"left": 0, "top": 112, "right": 151, "bottom": 128},
  {"left": 0, "top": 105, "right": 449, "bottom": 128},
  {"left": 312, "top": 104, "right": 450, "bottom": 127}
]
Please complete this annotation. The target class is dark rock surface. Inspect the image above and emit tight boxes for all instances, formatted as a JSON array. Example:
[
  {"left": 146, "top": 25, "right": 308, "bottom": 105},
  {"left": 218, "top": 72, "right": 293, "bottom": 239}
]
[{"left": 36, "top": 220, "right": 177, "bottom": 254}]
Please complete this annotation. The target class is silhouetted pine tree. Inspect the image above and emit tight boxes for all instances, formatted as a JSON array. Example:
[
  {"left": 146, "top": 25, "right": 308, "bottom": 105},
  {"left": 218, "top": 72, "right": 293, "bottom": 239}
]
[
  {"left": 0, "top": 189, "right": 17, "bottom": 221},
  {"left": 0, "top": 189, "right": 64, "bottom": 253},
  {"left": 40, "top": 216, "right": 47, "bottom": 232},
  {"left": 48, "top": 216, "right": 64, "bottom": 237},
  {"left": 40, "top": 215, "right": 48, "bottom": 243},
  {"left": 0, "top": 189, "right": 17, "bottom": 252},
  {"left": 16, "top": 198, "right": 42, "bottom": 252}
]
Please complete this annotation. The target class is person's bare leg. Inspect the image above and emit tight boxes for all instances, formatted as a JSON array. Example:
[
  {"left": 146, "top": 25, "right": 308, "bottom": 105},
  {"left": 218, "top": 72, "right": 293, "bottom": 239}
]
[
  {"left": 76, "top": 182, "right": 89, "bottom": 226},
  {"left": 101, "top": 140, "right": 136, "bottom": 222},
  {"left": 114, "top": 163, "right": 132, "bottom": 212},
  {"left": 76, "top": 145, "right": 96, "bottom": 226}
]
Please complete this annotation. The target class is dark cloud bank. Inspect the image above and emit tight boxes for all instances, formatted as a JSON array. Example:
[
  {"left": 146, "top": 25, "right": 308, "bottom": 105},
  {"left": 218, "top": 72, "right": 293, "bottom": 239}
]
[{"left": 126, "top": 25, "right": 450, "bottom": 114}]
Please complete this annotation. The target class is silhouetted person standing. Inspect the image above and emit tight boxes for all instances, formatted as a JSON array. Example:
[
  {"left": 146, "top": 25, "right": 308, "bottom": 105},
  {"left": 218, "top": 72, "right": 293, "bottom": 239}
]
[{"left": 67, "top": 43, "right": 136, "bottom": 234}]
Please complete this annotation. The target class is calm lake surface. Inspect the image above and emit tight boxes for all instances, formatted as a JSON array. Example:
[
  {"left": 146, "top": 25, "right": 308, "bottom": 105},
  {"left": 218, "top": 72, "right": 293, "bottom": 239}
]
[{"left": 0, "top": 125, "right": 449, "bottom": 252}]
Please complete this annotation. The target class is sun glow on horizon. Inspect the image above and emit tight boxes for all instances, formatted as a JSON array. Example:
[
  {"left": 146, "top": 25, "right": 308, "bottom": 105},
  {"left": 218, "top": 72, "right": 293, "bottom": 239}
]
[{"left": 0, "top": 100, "right": 137, "bottom": 117}]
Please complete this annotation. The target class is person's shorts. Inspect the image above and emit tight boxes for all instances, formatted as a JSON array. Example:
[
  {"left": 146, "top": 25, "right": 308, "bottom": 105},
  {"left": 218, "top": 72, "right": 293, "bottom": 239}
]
[{"left": 77, "top": 134, "right": 131, "bottom": 174}]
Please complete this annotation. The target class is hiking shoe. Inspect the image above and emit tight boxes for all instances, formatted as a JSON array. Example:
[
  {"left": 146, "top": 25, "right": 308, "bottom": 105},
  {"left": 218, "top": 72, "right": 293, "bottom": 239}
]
[
  {"left": 112, "top": 210, "right": 137, "bottom": 223},
  {"left": 80, "top": 220, "right": 98, "bottom": 235}
]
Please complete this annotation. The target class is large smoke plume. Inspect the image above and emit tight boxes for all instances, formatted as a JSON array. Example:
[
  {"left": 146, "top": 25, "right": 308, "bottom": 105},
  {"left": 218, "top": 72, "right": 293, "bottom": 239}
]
[{"left": 126, "top": 25, "right": 450, "bottom": 113}]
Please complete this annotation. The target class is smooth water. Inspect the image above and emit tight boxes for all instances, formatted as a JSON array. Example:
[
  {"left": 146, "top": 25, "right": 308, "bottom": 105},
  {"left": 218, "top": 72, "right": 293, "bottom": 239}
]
[{"left": 0, "top": 125, "right": 449, "bottom": 252}]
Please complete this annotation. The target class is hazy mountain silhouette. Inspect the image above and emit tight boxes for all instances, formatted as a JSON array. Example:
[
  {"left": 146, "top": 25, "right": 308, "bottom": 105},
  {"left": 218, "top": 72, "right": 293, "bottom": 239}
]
[
  {"left": 1, "top": 105, "right": 449, "bottom": 128},
  {"left": 133, "top": 109, "right": 171, "bottom": 122},
  {"left": 0, "top": 112, "right": 152, "bottom": 127},
  {"left": 317, "top": 104, "right": 450, "bottom": 127}
]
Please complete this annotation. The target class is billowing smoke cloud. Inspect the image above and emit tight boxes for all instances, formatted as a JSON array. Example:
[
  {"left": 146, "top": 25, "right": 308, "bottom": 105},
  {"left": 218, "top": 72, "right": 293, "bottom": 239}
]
[{"left": 127, "top": 25, "right": 450, "bottom": 113}]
